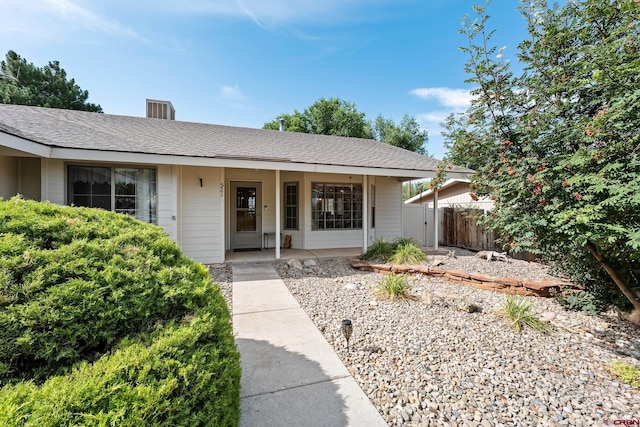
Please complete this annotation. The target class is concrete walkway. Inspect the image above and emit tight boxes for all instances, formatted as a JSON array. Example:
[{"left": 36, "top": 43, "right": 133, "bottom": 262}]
[{"left": 232, "top": 263, "right": 386, "bottom": 427}]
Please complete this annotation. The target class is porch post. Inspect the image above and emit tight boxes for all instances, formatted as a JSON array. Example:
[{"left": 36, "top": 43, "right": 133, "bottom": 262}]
[
  {"left": 362, "top": 175, "right": 368, "bottom": 252},
  {"left": 275, "top": 169, "right": 281, "bottom": 259},
  {"left": 433, "top": 189, "right": 439, "bottom": 250},
  {"left": 219, "top": 168, "right": 225, "bottom": 263}
]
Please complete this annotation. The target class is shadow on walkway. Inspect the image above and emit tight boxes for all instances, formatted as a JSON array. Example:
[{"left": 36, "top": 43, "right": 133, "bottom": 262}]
[{"left": 238, "top": 338, "right": 350, "bottom": 427}]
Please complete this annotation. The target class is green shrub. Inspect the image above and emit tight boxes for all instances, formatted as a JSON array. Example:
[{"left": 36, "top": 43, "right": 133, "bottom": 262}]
[
  {"left": 361, "top": 238, "right": 427, "bottom": 265},
  {"left": 550, "top": 250, "right": 636, "bottom": 312},
  {"left": 361, "top": 238, "right": 395, "bottom": 261},
  {"left": 376, "top": 273, "right": 414, "bottom": 301},
  {"left": 388, "top": 242, "right": 427, "bottom": 265},
  {"left": 555, "top": 290, "right": 603, "bottom": 316},
  {"left": 607, "top": 361, "right": 640, "bottom": 389},
  {"left": 0, "top": 303, "right": 240, "bottom": 426},
  {"left": 497, "top": 294, "right": 551, "bottom": 333},
  {"left": 390, "top": 237, "right": 420, "bottom": 248},
  {"left": 0, "top": 197, "right": 240, "bottom": 425}
]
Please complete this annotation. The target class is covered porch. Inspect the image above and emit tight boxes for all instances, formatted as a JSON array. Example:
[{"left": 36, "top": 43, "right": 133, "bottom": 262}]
[{"left": 223, "top": 246, "right": 448, "bottom": 264}]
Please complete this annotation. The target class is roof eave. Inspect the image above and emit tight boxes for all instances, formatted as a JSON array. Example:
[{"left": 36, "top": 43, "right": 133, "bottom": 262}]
[
  {"left": 0, "top": 131, "right": 52, "bottom": 158},
  {"left": 47, "top": 146, "right": 449, "bottom": 178}
]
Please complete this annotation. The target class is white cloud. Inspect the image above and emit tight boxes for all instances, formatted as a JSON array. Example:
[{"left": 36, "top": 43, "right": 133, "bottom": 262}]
[
  {"left": 219, "top": 85, "right": 251, "bottom": 110},
  {"left": 220, "top": 85, "right": 247, "bottom": 102},
  {"left": 0, "top": 0, "right": 146, "bottom": 42},
  {"left": 154, "top": 0, "right": 394, "bottom": 27},
  {"left": 416, "top": 111, "right": 450, "bottom": 124},
  {"left": 409, "top": 87, "right": 473, "bottom": 109}
]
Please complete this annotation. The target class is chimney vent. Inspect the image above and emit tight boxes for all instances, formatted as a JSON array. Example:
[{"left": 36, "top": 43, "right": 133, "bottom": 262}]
[
  {"left": 146, "top": 99, "right": 175, "bottom": 120},
  {"left": 279, "top": 118, "right": 285, "bottom": 132}
]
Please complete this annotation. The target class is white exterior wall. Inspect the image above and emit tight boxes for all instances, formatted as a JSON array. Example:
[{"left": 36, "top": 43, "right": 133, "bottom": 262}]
[
  {"left": 18, "top": 158, "right": 41, "bottom": 200},
  {"left": 423, "top": 184, "right": 494, "bottom": 210},
  {"left": 41, "top": 159, "right": 65, "bottom": 204},
  {"left": 0, "top": 156, "right": 18, "bottom": 200},
  {"left": 0, "top": 156, "right": 41, "bottom": 201},
  {"left": 156, "top": 164, "right": 175, "bottom": 239},
  {"left": 304, "top": 172, "right": 364, "bottom": 250},
  {"left": 5, "top": 155, "right": 407, "bottom": 258},
  {"left": 375, "top": 177, "right": 403, "bottom": 242},
  {"left": 180, "top": 166, "right": 223, "bottom": 264}
]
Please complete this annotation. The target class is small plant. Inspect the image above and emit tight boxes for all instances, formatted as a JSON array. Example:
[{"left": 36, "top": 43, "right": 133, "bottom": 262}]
[
  {"left": 556, "top": 290, "right": 603, "bottom": 316},
  {"left": 497, "top": 294, "right": 552, "bottom": 333},
  {"left": 388, "top": 242, "right": 427, "bottom": 265},
  {"left": 607, "top": 361, "right": 640, "bottom": 388},
  {"left": 390, "top": 237, "right": 420, "bottom": 249},
  {"left": 376, "top": 273, "right": 414, "bottom": 301},
  {"left": 361, "top": 238, "right": 394, "bottom": 261}
]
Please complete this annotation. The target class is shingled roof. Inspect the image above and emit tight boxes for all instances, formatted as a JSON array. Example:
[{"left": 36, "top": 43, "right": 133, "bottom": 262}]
[{"left": 0, "top": 104, "right": 473, "bottom": 177}]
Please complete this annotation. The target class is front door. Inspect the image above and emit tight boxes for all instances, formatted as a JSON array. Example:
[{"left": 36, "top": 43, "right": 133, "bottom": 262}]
[{"left": 231, "top": 182, "right": 262, "bottom": 250}]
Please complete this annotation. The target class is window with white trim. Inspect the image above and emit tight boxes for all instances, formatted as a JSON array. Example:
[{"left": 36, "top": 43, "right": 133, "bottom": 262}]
[
  {"left": 284, "top": 182, "right": 298, "bottom": 230},
  {"left": 371, "top": 184, "right": 376, "bottom": 228},
  {"left": 67, "top": 165, "right": 157, "bottom": 224},
  {"left": 311, "top": 183, "right": 362, "bottom": 230}
]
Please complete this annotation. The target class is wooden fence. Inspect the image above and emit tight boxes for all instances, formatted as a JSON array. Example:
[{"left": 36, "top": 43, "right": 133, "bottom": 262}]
[{"left": 441, "top": 207, "right": 537, "bottom": 261}]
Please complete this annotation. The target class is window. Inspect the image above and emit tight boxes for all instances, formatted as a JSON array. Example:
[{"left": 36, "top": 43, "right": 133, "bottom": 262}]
[
  {"left": 371, "top": 184, "right": 376, "bottom": 228},
  {"left": 68, "top": 166, "right": 157, "bottom": 224},
  {"left": 311, "top": 183, "right": 362, "bottom": 230},
  {"left": 284, "top": 183, "right": 298, "bottom": 230},
  {"left": 235, "top": 186, "right": 257, "bottom": 231}
]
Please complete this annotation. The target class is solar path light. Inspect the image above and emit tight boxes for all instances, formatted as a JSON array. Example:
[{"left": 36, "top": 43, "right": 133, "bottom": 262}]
[{"left": 341, "top": 319, "right": 353, "bottom": 351}]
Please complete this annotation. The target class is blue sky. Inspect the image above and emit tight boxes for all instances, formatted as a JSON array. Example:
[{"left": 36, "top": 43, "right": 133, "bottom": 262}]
[{"left": 0, "top": 0, "right": 530, "bottom": 159}]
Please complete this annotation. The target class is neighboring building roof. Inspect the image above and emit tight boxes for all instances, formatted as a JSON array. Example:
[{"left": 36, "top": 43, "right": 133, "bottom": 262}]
[
  {"left": 405, "top": 178, "right": 471, "bottom": 204},
  {"left": 0, "top": 104, "right": 474, "bottom": 178}
]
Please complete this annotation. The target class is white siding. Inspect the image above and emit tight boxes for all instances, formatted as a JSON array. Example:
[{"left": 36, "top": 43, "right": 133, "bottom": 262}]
[
  {"left": 18, "top": 158, "right": 41, "bottom": 200},
  {"left": 42, "top": 159, "right": 65, "bottom": 204},
  {"left": 0, "top": 156, "right": 18, "bottom": 199},
  {"left": 156, "top": 165, "right": 175, "bottom": 238},
  {"left": 421, "top": 184, "right": 494, "bottom": 211},
  {"left": 180, "top": 166, "right": 223, "bottom": 264},
  {"left": 375, "top": 177, "right": 402, "bottom": 242},
  {"left": 304, "top": 229, "right": 363, "bottom": 249}
]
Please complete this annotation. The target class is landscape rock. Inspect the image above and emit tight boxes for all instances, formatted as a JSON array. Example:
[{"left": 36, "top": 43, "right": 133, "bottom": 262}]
[
  {"left": 287, "top": 259, "right": 303, "bottom": 270},
  {"left": 273, "top": 253, "right": 640, "bottom": 426},
  {"left": 539, "top": 311, "right": 557, "bottom": 322}
]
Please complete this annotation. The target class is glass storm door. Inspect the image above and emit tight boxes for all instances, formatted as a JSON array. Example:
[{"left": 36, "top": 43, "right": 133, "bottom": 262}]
[{"left": 231, "top": 182, "right": 262, "bottom": 249}]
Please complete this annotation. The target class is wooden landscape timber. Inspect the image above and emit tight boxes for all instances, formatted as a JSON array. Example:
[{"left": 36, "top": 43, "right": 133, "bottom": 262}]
[{"left": 350, "top": 259, "right": 561, "bottom": 298}]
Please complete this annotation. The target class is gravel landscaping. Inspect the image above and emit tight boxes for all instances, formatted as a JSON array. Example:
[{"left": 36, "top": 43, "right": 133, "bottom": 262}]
[
  {"left": 209, "top": 263, "right": 233, "bottom": 309},
  {"left": 273, "top": 250, "right": 640, "bottom": 427}
]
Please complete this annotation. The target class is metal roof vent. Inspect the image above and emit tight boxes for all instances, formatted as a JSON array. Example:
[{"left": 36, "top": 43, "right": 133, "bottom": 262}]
[{"left": 146, "top": 99, "right": 175, "bottom": 120}]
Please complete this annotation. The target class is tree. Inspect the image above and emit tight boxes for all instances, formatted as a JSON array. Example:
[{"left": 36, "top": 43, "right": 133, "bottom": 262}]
[
  {"left": 442, "top": 1, "right": 640, "bottom": 311},
  {"left": 402, "top": 180, "right": 430, "bottom": 202},
  {"left": 0, "top": 50, "right": 102, "bottom": 112},
  {"left": 264, "top": 97, "right": 372, "bottom": 138},
  {"left": 372, "top": 114, "right": 428, "bottom": 155},
  {"left": 264, "top": 97, "right": 429, "bottom": 154}
]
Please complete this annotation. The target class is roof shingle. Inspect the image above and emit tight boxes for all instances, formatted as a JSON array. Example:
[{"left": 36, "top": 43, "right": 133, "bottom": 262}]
[{"left": 0, "top": 104, "right": 473, "bottom": 175}]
